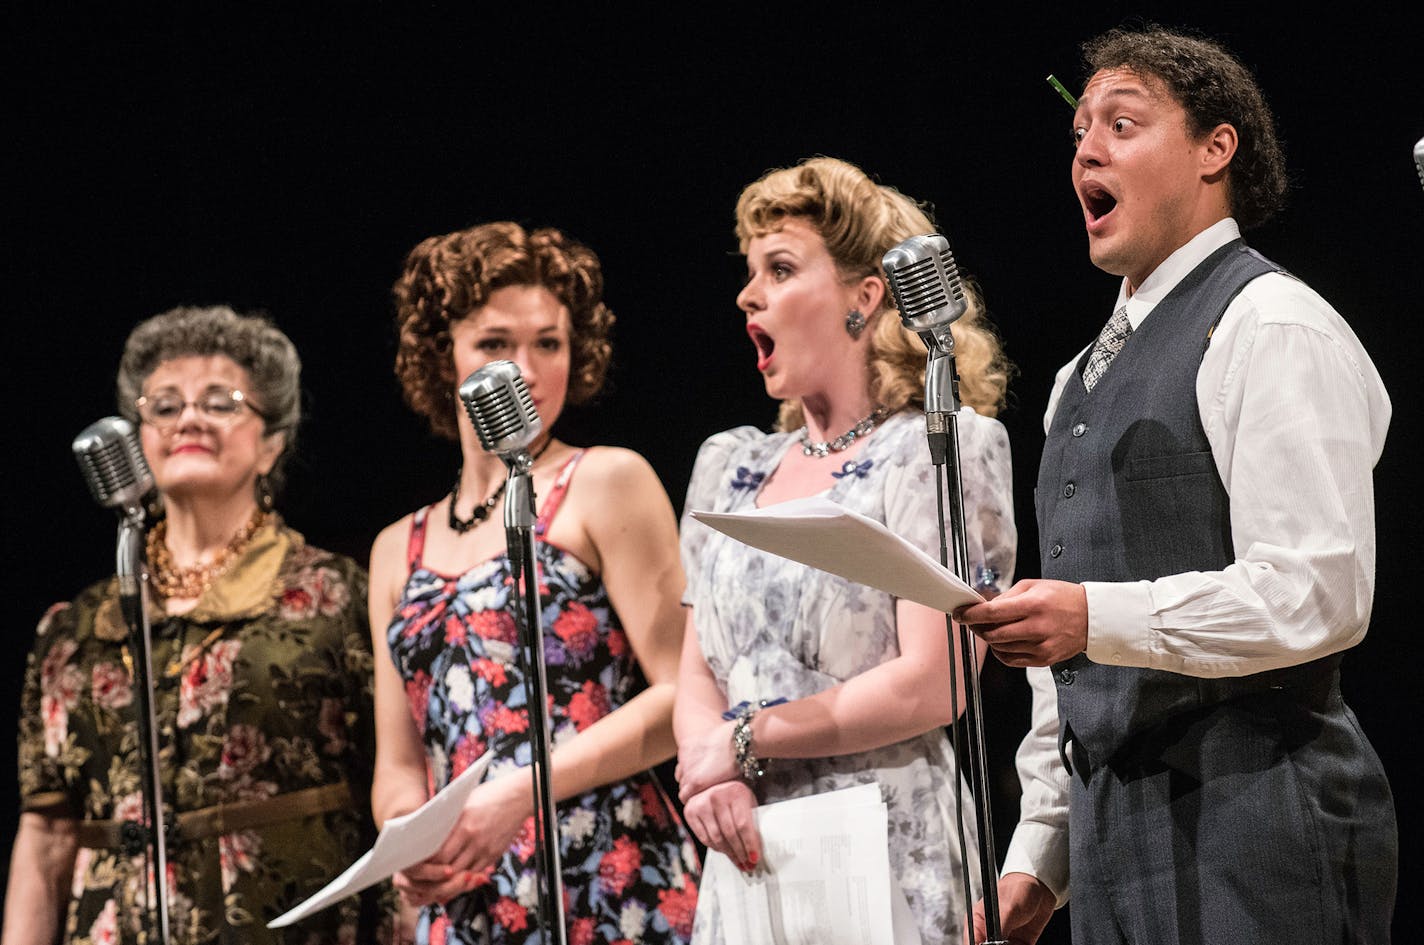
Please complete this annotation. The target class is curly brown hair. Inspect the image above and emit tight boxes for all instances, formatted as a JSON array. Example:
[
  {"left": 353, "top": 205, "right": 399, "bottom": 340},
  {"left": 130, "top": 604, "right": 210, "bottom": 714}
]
[
  {"left": 735, "top": 156, "right": 1013, "bottom": 429},
  {"left": 393, "top": 221, "right": 616, "bottom": 441},
  {"left": 1082, "top": 25, "right": 1288, "bottom": 230}
]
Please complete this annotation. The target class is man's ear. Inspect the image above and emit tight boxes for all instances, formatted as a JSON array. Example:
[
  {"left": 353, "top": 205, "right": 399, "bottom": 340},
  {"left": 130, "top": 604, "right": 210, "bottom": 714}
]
[{"left": 1201, "top": 122, "right": 1238, "bottom": 181}]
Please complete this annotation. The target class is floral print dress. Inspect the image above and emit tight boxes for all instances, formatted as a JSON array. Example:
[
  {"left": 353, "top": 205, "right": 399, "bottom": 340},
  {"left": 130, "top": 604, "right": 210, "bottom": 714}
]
[
  {"left": 18, "top": 518, "right": 383, "bottom": 944},
  {"left": 678, "top": 410, "right": 1016, "bottom": 945},
  {"left": 386, "top": 450, "right": 700, "bottom": 945}
]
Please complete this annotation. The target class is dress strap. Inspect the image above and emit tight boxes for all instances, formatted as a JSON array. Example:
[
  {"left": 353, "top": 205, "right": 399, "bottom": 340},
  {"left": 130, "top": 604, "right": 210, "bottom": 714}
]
[
  {"left": 535, "top": 449, "right": 587, "bottom": 538},
  {"left": 407, "top": 505, "right": 433, "bottom": 570}
]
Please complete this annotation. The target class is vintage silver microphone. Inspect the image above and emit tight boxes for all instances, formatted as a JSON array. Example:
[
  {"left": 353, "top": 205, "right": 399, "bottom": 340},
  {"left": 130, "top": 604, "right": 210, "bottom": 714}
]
[
  {"left": 1415, "top": 136, "right": 1423, "bottom": 192},
  {"left": 459, "top": 359, "right": 543, "bottom": 470},
  {"left": 882, "top": 233, "right": 967, "bottom": 354},
  {"left": 883, "top": 234, "right": 968, "bottom": 422},
  {"left": 458, "top": 361, "right": 566, "bottom": 945},
  {"left": 73, "top": 417, "right": 156, "bottom": 607},
  {"left": 883, "top": 236, "right": 1007, "bottom": 945},
  {"left": 71, "top": 417, "right": 170, "bottom": 945},
  {"left": 73, "top": 416, "right": 153, "bottom": 513}
]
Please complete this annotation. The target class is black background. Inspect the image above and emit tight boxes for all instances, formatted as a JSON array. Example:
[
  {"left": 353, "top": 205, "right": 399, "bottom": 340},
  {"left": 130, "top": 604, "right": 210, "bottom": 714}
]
[{"left": 5, "top": 4, "right": 1420, "bottom": 940}]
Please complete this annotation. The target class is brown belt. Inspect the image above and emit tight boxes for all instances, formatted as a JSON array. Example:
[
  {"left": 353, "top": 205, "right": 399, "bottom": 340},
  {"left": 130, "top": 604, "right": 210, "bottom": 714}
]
[{"left": 76, "top": 782, "right": 354, "bottom": 849}]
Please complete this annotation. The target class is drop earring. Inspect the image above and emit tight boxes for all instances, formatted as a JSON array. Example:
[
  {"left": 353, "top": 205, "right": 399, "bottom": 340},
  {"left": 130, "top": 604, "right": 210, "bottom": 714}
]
[{"left": 255, "top": 474, "right": 275, "bottom": 512}]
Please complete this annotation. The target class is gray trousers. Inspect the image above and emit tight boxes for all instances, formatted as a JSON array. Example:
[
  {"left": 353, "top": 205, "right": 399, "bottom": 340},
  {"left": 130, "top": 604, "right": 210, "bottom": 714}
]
[{"left": 1067, "top": 678, "right": 1396, "bottom": 944}]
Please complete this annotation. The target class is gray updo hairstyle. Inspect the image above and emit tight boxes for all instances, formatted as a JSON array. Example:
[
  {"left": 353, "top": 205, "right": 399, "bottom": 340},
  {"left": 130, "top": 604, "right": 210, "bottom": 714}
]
[{"left": 115, "top": 305, "right": 303, "bottom": 494}]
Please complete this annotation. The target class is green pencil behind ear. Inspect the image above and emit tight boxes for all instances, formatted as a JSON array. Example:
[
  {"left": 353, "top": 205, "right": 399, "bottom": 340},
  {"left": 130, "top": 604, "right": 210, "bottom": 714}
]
[{"left": 1047, "top": 75, "right": 1078, "bottom": 109}]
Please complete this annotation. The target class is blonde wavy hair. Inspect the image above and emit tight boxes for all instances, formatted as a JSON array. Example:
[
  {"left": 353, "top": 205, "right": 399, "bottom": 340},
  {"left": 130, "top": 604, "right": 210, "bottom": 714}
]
[{"left": 735, "top": 156, "right": 1012, "bottom": 430}]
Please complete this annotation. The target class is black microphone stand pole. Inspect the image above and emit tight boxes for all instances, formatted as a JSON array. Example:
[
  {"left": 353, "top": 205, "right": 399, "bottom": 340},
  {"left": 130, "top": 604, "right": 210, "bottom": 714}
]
[
  {"left": 923, "top": 343, "right": 1006, "bottom": 945},
  {"left": 115, "top": 512, "right": 171, "bottom": 945},
  {"left": 502, "top": 457, "right": 567, "bottom": 945}
]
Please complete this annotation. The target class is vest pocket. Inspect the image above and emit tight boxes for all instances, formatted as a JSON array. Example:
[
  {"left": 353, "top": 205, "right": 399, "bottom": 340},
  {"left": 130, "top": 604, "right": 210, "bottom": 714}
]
[
  {"left": 1123, "top": 449, "right": 1216, "bottom": 482},
  {"left": 1117, "top": 448, "right": 1231, "bottom": 572}
]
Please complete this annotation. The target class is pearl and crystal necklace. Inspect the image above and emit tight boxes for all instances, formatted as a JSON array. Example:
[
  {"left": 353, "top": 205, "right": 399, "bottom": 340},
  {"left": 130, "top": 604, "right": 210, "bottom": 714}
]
[{"left": 797, "top": 406, "right": 889, "bottom": 458}]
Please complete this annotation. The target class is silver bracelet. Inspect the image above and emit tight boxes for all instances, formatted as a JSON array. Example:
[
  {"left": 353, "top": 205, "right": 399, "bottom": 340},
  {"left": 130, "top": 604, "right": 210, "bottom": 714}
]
[{"left": 731, "top": 700, "right": 773, "bottom": 782}]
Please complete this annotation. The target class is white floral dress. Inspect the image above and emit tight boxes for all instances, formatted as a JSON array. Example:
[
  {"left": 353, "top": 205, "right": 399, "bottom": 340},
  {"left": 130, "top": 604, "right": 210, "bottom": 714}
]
[{"left": 679, "top": 409, "right": 1016, "bottom": 945}]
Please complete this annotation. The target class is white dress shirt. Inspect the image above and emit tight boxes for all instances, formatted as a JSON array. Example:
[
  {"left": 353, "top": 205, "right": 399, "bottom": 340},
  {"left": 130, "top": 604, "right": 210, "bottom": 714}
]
[{"left": 999, "top": 217, "right": 1392, "bottom": 904}]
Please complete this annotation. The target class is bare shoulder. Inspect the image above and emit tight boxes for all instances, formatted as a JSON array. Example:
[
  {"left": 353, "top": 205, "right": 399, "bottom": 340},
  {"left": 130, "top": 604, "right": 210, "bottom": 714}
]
[
  {"left": 564, "top": 447, "right": 677, "bottom": 546},
  {"left": 367, "top": 510, "right": 426, "bottom": 620},
  {"left": 368, "top": 511, "right": 418, "bottom": 586},
  {"left": 571, "top": 445, "right": 668, "bottom": 497}
]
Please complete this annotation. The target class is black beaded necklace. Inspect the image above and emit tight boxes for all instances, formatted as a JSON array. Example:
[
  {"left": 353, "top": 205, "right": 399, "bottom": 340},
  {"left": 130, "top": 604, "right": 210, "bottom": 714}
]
[{"left": 447, "top": 440, "right": 553, "bottom": 534}]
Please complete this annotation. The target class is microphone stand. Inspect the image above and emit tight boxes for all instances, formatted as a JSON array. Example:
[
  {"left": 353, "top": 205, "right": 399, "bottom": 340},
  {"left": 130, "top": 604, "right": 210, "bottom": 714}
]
[
  {"left": 115, "top": 511, "right": 171, "bottom": 945},
  {"left": 501, "top": 455, "right": 567, "bottom": 945},
  {"left": 923, "top": 342, "right": 1006, "bottom": 945}
]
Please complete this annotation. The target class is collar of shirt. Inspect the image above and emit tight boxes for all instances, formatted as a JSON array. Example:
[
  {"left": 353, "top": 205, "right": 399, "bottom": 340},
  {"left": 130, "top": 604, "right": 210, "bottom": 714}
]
[{"left": 1112, "top": 217, "right": 1241, "bottom": 330}]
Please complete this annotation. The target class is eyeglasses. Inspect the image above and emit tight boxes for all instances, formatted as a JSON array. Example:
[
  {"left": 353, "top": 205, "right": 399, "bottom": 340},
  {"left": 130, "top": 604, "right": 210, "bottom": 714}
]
[{"left": 135, "top": 387, "right": 257, "bottom": 431}]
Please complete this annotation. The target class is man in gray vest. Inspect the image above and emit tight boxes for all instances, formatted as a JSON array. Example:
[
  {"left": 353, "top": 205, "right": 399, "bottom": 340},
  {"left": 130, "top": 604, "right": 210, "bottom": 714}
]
[{"left": 956, "top": 26, "right": 1397, "bottom": 944}]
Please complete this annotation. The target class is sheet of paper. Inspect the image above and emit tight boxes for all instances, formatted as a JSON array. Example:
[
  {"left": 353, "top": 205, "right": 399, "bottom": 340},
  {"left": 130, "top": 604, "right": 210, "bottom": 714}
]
[
  {"left": 705, "top": 783, "right": 920, "bottom": 945},
  {"left": 691, "top": 496, "right": 983, "bottom": 613},
  {"left": 267, "top": 750, "right": 495, "bottom": 928}
]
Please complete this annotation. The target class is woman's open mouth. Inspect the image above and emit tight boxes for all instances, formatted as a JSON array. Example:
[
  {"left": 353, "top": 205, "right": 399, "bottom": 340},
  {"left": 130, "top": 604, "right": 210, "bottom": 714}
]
[{"left": 747, "top": 323, "right": 775, "bottom": 371}]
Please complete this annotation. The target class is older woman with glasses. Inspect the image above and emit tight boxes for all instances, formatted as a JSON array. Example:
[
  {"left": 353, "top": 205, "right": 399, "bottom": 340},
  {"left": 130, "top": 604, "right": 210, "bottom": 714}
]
[{"left": 5, "top": 305, "right": 385, "bottom": 945}]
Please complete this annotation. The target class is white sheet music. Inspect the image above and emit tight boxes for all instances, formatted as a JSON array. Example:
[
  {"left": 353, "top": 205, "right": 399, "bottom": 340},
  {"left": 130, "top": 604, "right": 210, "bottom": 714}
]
[
  {"left": 267, "top": 750, "right": 495, "bottom": 928},
  {"left": 703, "top": 784, "right": 920, "bottom": 945},
  {"left": 691, "top": 496, "right": 983, "bottom": 613}
]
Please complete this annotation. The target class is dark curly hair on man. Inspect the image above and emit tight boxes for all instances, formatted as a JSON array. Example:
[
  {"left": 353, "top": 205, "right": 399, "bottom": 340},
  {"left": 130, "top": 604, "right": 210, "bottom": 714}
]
[
  {"left": 393, "top": 221, "right": 616, "bottom": 441},
  {"left": 1082, "top": 26, "right": 1288, "bottom": 230}
]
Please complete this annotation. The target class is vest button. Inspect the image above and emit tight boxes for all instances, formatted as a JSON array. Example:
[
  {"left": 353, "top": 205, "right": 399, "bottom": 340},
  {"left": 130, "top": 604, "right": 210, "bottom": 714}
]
[
  {"left": 1050, "top": 542, "right": 1064, "bottom": 558},
  {"left": 1072, "top": 421, "right": 1088, "bottom": 437},
  {"left": 1057, "top": 668, "right": 1077, "bottom": 685},
  {"left": 1062, "top": 482, "right": 1075, "bottom": 498}
]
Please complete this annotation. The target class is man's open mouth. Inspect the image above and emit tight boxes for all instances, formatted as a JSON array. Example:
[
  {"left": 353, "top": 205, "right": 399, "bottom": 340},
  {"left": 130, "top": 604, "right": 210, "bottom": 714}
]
[{"left": 1082, "top": 182, "right": 1118, "bottom": 223}]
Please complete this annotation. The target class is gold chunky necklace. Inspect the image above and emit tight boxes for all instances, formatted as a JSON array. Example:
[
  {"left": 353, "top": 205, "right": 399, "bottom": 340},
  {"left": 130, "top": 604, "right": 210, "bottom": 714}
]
[{"left": 146, "top": 508, "right": 267, "bottom": 600}]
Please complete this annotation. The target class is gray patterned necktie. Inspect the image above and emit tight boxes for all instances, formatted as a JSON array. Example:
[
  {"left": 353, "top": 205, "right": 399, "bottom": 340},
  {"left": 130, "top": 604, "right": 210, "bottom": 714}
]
[{"left": 1082, "top": 305, "right": 1132, "bottom": 392}]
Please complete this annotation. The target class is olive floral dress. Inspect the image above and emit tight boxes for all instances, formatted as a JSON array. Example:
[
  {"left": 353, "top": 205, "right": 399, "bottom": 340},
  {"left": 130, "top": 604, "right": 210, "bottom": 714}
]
[
  {"left": 385, "top": 450, "right": 700, "bottom": 945},
  {"left": 18, "top": 517, "right": 384, "bottom": 944}
]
